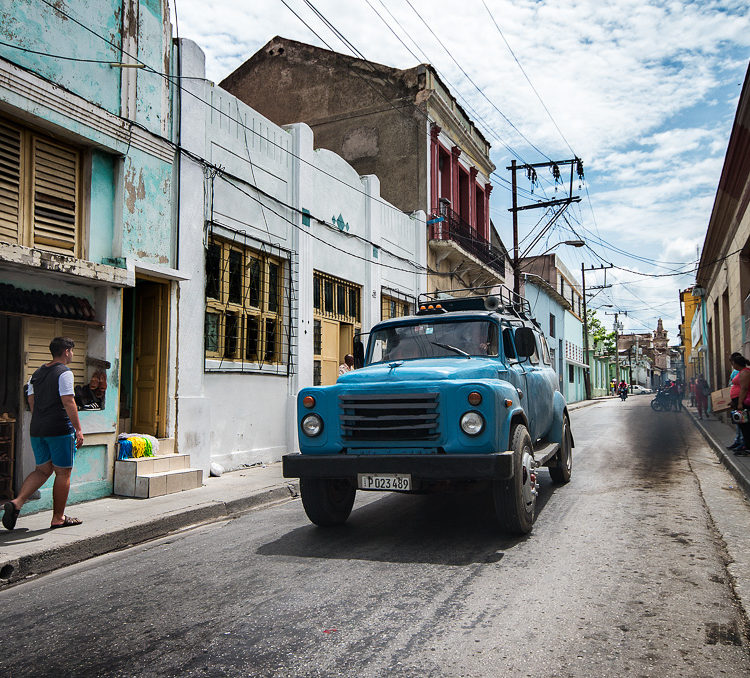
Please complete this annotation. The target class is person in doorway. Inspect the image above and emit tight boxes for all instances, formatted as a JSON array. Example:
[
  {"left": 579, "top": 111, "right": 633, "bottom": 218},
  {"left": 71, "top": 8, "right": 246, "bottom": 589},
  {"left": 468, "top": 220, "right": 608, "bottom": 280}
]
[
  {"left": 728, "top": 353, "right": 750, "bottom": 456},
  {"left": 338, "top": 354, "right": 355, "bottom": 376},
  {"left": 1, "top": 337, "right": 84, "bottom": 531},
  {"left": 695, "top": 374, "right": 709, "bottom": 419}
]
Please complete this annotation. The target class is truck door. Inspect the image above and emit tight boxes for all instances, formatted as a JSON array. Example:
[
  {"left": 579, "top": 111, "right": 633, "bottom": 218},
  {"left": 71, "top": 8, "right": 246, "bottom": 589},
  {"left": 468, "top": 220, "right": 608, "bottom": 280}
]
[
  {"left": 523, "top": 330, "right": 554, "bottom": 439},
  {"left": 500, "top": 325, "right": 530, "bottom": 426}
]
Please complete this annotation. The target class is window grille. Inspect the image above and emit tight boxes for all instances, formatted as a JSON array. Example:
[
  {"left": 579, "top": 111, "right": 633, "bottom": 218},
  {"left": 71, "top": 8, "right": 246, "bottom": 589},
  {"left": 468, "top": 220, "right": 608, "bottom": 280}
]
[
  {"left": 204, "top": 225, "right": 296, "bottom": 375},
  {"left": 313, "top": 271, "right": 361, "bottom": 323},
  {"left": 381, "top": 287, "right": 415, "bottom": 320}
]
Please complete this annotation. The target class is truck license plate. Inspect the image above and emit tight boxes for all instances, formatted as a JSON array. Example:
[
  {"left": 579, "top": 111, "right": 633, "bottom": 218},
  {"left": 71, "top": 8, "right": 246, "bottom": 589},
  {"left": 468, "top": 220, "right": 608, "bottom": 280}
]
[{"left": 357, "top": 473, "right": 411, "bottom": 491}]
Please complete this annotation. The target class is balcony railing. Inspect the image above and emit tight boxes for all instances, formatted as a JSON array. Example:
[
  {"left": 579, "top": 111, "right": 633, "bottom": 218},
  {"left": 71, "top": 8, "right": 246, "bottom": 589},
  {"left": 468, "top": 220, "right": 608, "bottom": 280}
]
[{"left": 429, "top": 207, "right": 505, "bottom": 277}]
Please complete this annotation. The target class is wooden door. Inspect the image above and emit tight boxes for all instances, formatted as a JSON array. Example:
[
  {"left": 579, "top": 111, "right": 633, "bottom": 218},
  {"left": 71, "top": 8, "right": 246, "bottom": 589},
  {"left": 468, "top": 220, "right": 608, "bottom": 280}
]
[
  {"left": 320, "top": 318, "right": 340, "bottom": 385},
  {"left": 133, "top": 281, "right": 168, "bottom": 437}
]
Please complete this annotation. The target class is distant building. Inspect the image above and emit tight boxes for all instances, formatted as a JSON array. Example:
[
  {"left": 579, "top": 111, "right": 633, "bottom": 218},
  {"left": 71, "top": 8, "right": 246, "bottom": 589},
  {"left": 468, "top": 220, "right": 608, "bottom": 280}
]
[
  {"left": 220, "top": 37, "right": 507, "bottom": 295},
  {"left": 518, "top": 254, "right": 585, "bottom": 402}
]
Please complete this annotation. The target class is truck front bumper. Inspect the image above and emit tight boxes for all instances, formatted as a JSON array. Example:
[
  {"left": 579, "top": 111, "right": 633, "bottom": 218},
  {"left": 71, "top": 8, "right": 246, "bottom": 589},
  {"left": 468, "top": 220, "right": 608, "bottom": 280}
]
[{"left": 282, "top": 452, "right": 514, "bottom": 481}]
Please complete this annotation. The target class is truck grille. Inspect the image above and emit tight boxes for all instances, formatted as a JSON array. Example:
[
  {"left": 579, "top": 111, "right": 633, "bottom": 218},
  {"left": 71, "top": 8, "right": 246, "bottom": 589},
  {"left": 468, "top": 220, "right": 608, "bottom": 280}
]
[{"left": 339, "top": 393, "right": 440, "bottom": 441}]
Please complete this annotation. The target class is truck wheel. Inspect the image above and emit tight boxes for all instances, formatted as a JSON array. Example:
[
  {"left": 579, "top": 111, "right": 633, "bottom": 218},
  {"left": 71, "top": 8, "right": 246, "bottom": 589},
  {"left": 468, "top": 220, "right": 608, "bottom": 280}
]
[
  {"left": 299, "top": 478, "right": 356, "bottom": 527},
  {"left": 493, "top": 424, "right": 536, "bottom": 534},
  {"left": 549, "top": 414, "right": 572, "bottom": 484}
]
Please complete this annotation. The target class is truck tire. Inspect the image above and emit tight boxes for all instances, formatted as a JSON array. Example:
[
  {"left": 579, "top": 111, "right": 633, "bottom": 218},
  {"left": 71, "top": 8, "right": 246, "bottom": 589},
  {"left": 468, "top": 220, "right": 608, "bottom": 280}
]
[
  {"left": 493, "top": 424, "right": 535, "bottom": 534},
  {"left": 548, "top": 414, "right": 572, "bottom": 484},
  {"left": 300, "top": 478, "right": 356, "bottom": 527}
]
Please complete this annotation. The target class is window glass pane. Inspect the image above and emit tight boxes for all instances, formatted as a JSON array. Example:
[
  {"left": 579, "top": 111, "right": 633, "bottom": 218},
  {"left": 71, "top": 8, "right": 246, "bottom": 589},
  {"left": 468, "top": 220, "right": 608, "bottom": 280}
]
[
  {"left": 204, "top": 312, "right": 219, "bottom": 352},
  {"left": 313, "top": 319, "right": 322, "bottom": 354},
  {"left": 268, "top": 262, "right": 279, "bottom": 313},
  {"left": 324, "top": 280, "right": 334, "bottom": 313},
  {"left": 503, "top": 328, "right": 516, "bottom": 360},
  {"left": 264, "top": 318, "right": 277, "bottom": 362},
  {"left": 224, "top": 311, "right": 238, "bottom": 358},
  {"left": 248, "top": 257, "right": 261, "bottom": 307},
  {"left": 349, "top": 288, "right": 359, "bottom": 321},
  {"left": 313, "top": 276, "right": 321, "bottom": 310},
  {"left": 228, "top": 249, "right": 242, "bottom": 304},
  {"left": 313, "top": 360, "right": 321, "bottom": 386},
  {"left": 336, "top": 284, "right": 346, "bottom": 315},
  {"left": 245, "top": 315, "right": 259, "bottom": 361},
  {"left": 205, "top": 243, "right": 221, "bottom": 300}
]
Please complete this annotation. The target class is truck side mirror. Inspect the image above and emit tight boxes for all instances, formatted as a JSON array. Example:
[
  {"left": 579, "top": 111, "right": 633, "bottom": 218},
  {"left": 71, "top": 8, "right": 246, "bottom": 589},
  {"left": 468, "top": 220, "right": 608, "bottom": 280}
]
[
  {"left": 353, "top": 338, "right": 365, "bottom": 369},
  {"left": 514, "top": 327, "right": 537, "bottom": 358}
]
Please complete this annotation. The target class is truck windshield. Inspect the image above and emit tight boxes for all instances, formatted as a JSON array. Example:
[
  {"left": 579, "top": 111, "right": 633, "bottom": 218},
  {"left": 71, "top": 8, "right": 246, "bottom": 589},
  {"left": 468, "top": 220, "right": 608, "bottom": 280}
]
[{"left": 367, "top": 319, "right": 499, "bottom": 364}]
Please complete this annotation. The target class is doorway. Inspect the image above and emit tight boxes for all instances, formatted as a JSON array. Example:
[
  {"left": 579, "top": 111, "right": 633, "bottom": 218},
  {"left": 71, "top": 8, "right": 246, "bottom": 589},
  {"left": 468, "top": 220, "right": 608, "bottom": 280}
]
[
  {"left": 0, "top": 314, "right": 21, "bottom": 499},
  {"left": 121, "top": 279, "right": 170, "bottom": 438}
]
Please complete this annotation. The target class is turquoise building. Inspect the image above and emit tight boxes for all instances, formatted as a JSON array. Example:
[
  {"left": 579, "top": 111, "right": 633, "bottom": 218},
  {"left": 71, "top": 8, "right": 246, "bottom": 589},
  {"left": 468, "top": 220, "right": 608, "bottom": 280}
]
[{"left": 0, "top": 1, "right": 179, "bottom": 512}]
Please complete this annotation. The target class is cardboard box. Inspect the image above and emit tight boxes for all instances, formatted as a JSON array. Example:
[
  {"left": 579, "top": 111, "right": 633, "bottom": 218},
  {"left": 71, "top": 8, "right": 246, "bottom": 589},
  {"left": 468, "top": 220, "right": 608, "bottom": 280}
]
[{"left": 711, "top": 387, "right": 732, "bottom": 413}]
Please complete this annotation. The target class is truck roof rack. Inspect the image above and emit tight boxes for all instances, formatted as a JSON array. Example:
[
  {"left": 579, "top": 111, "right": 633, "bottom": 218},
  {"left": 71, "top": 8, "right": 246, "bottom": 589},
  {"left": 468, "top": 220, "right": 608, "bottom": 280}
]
[{"left": 418, "top": 284, "right": 532, "bottom": 319}]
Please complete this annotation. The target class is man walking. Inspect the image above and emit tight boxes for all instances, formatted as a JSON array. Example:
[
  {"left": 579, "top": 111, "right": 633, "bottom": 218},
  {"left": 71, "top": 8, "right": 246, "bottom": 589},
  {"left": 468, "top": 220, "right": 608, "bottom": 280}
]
[{"left": 2, "top": 337, "right": 84, "bottom": 531}]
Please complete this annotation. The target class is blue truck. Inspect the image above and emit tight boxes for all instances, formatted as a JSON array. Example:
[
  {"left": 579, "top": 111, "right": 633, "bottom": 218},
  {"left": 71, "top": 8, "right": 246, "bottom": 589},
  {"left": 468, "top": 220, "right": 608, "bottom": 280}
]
[{"left": 282, "top": 289, "right": 574, "bottom": 534}]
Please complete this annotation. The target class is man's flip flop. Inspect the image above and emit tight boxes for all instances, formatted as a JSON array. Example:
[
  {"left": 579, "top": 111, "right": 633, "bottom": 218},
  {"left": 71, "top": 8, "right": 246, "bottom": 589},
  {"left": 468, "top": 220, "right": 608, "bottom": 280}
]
[
  {"left": 50, "top": 515, "right": 82, "bottom": 529},
  {"left": 2, "top": 502, "right": 20, "bottom": 531}
]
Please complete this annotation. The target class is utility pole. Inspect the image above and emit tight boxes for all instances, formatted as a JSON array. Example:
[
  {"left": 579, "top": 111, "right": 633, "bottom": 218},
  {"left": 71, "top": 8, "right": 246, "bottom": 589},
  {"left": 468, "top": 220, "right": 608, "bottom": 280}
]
[
  {"left": 581, "top": 263, "right": 613, "bottom": 399},
  {"left": 606, "top": 310, "right": 626, "bottom": 384},
  {"left": 508, "top": 158, "right": 583, "bottom": 297}
]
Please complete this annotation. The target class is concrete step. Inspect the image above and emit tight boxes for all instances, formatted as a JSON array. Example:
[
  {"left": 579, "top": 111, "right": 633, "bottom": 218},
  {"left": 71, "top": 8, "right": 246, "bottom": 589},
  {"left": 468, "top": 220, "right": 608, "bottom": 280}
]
[
  {"left": 114, "top": 454, "right": 201, "bottom": 498},
  {"left": 158, "top": 437, "right": 176, "bottom": 455},
  {"left": 134, "top": 468, "right": 203, "bottom": 499}
]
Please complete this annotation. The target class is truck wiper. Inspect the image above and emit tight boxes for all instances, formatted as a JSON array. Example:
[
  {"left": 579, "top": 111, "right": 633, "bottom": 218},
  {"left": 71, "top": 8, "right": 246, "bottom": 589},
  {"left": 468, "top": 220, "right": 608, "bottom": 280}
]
[{"left": 430, "top": 341, "right": 470, "bottom": 358}]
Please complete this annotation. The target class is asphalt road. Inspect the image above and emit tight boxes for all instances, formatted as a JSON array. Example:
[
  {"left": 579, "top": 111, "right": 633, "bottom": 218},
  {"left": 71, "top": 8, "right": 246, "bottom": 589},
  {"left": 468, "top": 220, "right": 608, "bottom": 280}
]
[{"left": 2, "top": 397, "right": 749, "bottom": 677}]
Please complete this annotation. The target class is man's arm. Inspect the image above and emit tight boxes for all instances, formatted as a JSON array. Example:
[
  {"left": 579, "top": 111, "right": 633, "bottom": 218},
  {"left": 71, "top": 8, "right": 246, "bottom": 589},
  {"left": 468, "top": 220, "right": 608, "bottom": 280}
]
[
  {"left": 28, "top": 394, "right": 34, "bottom": 414},
  {"left": 61, "top": 395, "right": 84, "bottom": 448}
]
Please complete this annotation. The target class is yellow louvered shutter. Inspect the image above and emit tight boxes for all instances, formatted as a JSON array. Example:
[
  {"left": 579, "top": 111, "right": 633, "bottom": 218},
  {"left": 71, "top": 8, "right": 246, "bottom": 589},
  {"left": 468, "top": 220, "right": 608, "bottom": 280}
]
[
  {"left": 32, "top": 137, "right": 79, "bottom": 255},
  {"left": 24, "top": 318, "right": 88, "bottom": 387},
  {"left": 0, "top": 119, "right": 22, "bottom": 245}
]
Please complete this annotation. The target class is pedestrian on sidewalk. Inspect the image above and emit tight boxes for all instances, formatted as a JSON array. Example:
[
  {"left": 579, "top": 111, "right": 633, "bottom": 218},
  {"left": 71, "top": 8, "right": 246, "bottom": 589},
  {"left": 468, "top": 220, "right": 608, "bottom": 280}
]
[
  {"left": 695, "top": 374, "right": 709, "bottom": 419},
  {"left": 688, "top": 377, "right": 696, "bottom": 407},
  {"left": 1, "top": 337, "right": 84, "bottom": 531},
  {"left": 728, "top": 352, "right": 750, "bottom": 456},
  {"left": 727, "top": 366, "right": 745, "bottom": 451}
]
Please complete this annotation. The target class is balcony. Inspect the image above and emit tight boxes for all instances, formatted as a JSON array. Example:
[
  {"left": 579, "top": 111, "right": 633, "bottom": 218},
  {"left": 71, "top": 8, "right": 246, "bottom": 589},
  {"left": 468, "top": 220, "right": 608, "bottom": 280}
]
[{"left": 428, "top": 207, "right": 505, "bottom": 279}]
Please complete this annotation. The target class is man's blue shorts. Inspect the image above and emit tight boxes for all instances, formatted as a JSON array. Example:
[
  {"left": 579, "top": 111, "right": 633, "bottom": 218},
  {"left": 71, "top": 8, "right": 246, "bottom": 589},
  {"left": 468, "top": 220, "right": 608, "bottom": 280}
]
[{"left": 31, "top": 433, "right": 75, "bottom": 469}]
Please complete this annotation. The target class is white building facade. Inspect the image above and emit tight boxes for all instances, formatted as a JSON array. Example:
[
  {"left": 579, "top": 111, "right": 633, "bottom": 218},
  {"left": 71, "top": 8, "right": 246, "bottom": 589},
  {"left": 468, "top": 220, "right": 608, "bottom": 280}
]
[{"left": 176, "top": 40, "right": 426, "bottom": 473}]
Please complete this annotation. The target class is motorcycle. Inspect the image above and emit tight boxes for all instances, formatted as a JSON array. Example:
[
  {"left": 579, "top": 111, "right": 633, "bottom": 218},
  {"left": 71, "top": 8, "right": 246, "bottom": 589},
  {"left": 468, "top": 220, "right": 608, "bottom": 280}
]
[
  {"left": 619, "top": 388, "right": 628, "bottom": 401},
  {"left": 650, "top": 388, "right": 677, "bottom": 411}
]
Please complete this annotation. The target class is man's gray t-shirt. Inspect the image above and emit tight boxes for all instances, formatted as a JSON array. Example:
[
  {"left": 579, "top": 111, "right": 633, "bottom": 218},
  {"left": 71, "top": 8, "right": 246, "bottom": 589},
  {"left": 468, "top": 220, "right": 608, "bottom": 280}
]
[{"left": 29, "top": 363, "right": 74, "bottom": 437}]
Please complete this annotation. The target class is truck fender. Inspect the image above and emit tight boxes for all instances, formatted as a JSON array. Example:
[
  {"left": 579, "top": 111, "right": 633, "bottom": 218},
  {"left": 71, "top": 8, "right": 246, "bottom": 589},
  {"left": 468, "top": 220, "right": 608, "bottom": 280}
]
[{"left": 547, "top": 392, "right": 573, "bottom": 446}]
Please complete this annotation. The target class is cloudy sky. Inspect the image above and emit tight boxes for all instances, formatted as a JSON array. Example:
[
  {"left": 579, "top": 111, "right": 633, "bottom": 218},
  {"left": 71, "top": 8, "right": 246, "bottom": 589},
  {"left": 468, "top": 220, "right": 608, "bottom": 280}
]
[{"left": 173, "top": 0, "right": 750, "bottom": 341}]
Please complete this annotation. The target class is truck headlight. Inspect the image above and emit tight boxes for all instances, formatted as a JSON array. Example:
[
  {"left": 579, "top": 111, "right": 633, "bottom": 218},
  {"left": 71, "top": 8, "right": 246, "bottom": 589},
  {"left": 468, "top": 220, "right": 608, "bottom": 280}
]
[
  {"left": 460, "top": 411, "right": 484, "bottom": 436},
  {"left": 301, "top": 414, "right": 323, "bottom": 437}
]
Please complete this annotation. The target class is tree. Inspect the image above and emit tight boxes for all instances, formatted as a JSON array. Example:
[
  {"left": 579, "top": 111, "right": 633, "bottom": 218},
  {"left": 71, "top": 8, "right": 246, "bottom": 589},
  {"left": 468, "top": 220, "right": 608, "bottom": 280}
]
[{"left": 586, "top": 310, "right": 616, "bottom": 356}]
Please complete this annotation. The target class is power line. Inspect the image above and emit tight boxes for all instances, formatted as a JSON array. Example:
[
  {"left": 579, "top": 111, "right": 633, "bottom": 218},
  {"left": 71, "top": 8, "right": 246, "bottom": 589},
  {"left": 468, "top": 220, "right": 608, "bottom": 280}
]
[
  {"left": 400, "top": 0, "right": 552, "bottom": 162},
  {"left": 479, "top": 0, "right": 576, "bottom": 157}
]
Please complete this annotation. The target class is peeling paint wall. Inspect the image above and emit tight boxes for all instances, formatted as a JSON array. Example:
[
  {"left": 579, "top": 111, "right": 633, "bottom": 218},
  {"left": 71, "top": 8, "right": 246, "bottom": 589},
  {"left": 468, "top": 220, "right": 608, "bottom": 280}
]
[
  {"left": 120, "top": 149, "right": 173, "bottom": 267},
  {"left": 0, "top": 0, "right": 123, "bottom": 114}
]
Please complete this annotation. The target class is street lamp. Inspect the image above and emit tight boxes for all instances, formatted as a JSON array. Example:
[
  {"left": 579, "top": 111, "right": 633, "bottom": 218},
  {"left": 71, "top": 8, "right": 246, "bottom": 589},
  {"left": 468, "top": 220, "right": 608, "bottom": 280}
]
[{"left": 520, "top": 238, "right": 585, "bottom": 260}]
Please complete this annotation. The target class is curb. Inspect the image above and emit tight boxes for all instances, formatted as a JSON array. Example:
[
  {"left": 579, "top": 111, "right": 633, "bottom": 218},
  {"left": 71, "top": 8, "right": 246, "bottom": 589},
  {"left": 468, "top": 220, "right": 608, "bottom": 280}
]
[
  {"left": 0, "top": 481, "right": 299, "bottom": 588},
  {"left": 685, "top": 408, "right": 750, "bottom": 500}
]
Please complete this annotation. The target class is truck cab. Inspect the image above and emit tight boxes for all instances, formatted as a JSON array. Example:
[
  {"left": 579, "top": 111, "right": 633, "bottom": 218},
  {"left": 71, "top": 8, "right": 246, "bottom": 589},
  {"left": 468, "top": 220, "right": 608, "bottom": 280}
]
[{"left": 283, "top": 289, "right": 574, "bottom": 534}]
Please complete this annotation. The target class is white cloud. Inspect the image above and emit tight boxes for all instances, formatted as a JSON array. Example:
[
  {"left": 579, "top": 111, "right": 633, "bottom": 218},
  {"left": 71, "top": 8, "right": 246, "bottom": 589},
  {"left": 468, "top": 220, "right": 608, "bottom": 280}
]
[{"left": 173, "top": 0, "right": 749, "bottom": 341}]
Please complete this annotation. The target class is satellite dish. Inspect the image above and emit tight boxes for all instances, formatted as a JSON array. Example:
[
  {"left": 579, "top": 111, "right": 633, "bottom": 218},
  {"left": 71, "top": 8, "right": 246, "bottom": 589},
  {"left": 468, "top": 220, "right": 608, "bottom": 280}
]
[{"left": 484, "top": 295, "right": 501, "bottom": 311}]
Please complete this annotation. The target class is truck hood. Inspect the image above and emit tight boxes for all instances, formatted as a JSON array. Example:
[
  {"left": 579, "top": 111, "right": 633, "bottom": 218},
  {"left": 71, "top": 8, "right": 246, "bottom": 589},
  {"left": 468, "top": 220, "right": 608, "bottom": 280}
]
[{"left": 339, "top": 358, "right": 503, "bottom": 383}]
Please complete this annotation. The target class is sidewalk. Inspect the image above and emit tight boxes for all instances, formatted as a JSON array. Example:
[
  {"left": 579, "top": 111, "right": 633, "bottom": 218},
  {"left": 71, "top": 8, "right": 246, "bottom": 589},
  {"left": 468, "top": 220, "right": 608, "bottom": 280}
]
[
  {"left": 0, "top": 463, "right": 298, "bottom": 588},
  {"left": 682, "top": 401, "right": 750, "bottom": 499}
]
